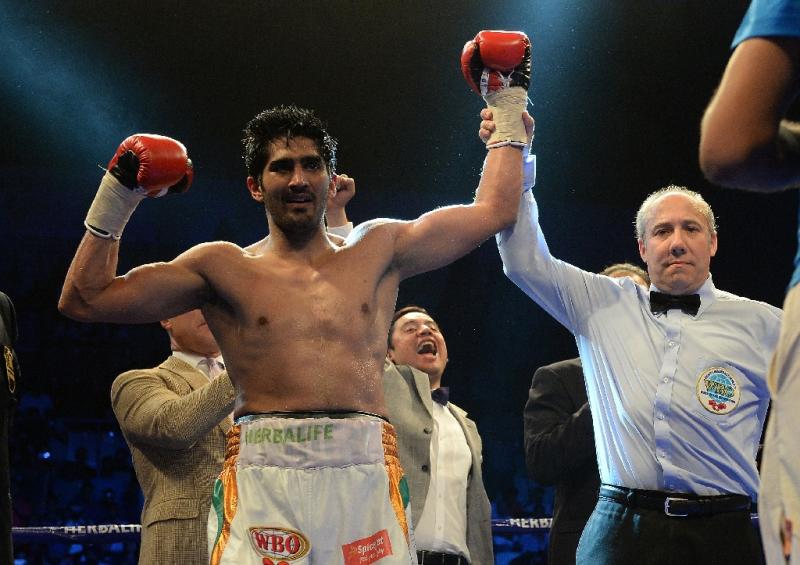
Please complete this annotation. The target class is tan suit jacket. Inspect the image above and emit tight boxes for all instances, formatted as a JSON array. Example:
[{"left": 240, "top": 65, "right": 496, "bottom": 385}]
[{"left": 111, "top": 355, "right": 236, "bottom": 565}]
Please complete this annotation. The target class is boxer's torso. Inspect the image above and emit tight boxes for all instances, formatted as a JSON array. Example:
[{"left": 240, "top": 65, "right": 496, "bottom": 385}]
[{"left": 199, "top": 225, "right": 402, "bottom": 418}]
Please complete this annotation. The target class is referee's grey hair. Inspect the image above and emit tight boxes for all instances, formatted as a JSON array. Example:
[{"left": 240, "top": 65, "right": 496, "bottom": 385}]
[{"left": 634, "top": 185, "right": 717, "bottom": 240}]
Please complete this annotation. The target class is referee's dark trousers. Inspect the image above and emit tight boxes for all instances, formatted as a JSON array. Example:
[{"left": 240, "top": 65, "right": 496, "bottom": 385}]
[{"left": 576, "top": 485, "right": 764, "bottom": 565}]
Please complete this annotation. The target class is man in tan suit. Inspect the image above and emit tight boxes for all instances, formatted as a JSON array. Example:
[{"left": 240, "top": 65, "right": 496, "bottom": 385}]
[{"left": 111, "top": 308, "right": 235, "bottom": 564}]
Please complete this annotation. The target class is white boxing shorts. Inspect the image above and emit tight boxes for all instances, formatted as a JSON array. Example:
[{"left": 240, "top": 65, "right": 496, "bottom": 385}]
[{"left": 208, "top": 411, "right": 416, "bottom": 565}]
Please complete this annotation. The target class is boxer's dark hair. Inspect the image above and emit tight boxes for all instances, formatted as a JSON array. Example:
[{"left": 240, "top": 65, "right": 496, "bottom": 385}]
[
  {"left": 387, "top": 305, "right": 432, "bottom": 349},
  {"left": 243, "top": 105, "right": 337, "bottom": 183}
]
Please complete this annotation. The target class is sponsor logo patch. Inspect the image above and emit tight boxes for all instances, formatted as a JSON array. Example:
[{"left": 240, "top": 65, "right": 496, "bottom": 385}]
[
  {"left": 696, "top": 367, "right": 739, "bottom": 415},
  {"left": 342, "top": 529, "right": 393, "bottom": 565},
  {"left": 244, "top": 423, "right": 335, "bottom": 445},
  {"left": 249, "top": 526, "right": 310, "bottom": 562}
]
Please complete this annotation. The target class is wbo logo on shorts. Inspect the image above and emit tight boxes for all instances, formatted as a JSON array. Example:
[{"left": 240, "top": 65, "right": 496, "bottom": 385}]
[
  {"left": 696, "top": 366, "right": 740, "bottom": 415},
  {"left": 249, "top": 526, "right": 311, "bottom": 562}
]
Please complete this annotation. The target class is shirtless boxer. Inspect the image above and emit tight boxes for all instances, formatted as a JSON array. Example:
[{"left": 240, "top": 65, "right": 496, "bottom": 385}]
[{"left": 59, "top": 30, "right": 531, "bottom": 564}]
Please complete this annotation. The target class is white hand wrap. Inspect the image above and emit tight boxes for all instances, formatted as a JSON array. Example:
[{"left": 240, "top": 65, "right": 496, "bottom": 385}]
[
  {"left": 484, "top": 87, "right": 529, "bottom": 148},
  {"left": 84, "top": 172, "right": 146, "bottom": 240}
]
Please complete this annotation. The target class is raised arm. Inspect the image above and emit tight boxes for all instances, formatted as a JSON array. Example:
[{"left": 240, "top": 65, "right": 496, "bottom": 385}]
[
  {"left": 392, "top": 30, "right": 532, "bottom": 279},
  {"left": 326, "top": 173, "right": 355, "bottom": 234},
  {"left": 392, "top": 142, "right": 528, "bottom": 279},
  {"left": 700, "top": 36, "right": 800, "bottom": 191},
  {"left": 61, "top": 237, "right": 213, "bottom": 324},
  {"left": 59, "top": 134, "right": 209, "bottom": 323}
]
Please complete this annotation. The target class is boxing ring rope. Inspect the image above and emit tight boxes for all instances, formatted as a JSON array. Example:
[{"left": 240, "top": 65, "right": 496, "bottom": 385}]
[
  {"left": 12, "top": 524, "right": 142, "bottom": 543},
  {"left": 15, "top": 514, "right": 761, "bottom": 544},
  {"left": 11, "top": 518, "right": 553, "bottom": 543}
]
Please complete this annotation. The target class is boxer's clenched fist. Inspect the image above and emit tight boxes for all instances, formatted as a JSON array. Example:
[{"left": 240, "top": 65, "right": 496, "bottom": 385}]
[
  {"left": 462, "top": 30, "right": 532, "bottom": 148},
  {"left": 85, "top": 134, "right": 193, "bottom": 239}
]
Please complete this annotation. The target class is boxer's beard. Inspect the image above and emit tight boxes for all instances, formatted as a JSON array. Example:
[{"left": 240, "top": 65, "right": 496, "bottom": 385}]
[{"left": 265, "top": 195, "right": 326, "bottom": 238}]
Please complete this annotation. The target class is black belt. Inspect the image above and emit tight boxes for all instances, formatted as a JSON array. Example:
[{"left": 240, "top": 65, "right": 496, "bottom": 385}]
[
  {"left": 416, "top": 550, "right": 467, "bottom": 564},
  {"left": 600, "top": 484, "right": 754, "bottom": 517}
]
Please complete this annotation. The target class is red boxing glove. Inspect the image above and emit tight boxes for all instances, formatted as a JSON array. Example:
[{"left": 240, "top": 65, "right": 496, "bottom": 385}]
[
  {"left": 461, "top": 30, "right": 531, "bottom": 97},
  {"left": 85, "top": 134, "right": 193, "bottom": 239},
  {"left": 462, "top": 30, "right": 531, "bottom": 148},
  {"left": 108, "top": 134, "right": 193, "bottom": 197}
]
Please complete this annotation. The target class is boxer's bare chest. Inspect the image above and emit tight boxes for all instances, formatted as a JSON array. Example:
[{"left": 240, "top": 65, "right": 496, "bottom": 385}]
[{"left": 208, "top": 245, "right": 396, "bottom": 349}]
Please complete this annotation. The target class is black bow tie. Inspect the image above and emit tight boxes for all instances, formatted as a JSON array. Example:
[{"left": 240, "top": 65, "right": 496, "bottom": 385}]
[
  {"left": 431, "top": 387, "right": 450, "bottom": 406},
  {"left": 649, "top": 291, "right": 701, "bottom": 316}
]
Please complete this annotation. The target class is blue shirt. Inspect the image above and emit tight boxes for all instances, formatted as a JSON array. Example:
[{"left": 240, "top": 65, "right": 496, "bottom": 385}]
[
  {"left": 733, "top": 0, "right": 800, "bottom": 49},
  {"left": 732, "top": 0, "right": 800, "bottom": 288},
  {"left": 497, "top": 191, "right": 782, "bottom": 500}
]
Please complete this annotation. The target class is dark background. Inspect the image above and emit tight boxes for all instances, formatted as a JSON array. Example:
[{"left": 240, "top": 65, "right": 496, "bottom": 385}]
[{"left": 2, "top": 0, "right": 796, "bottom": 528}]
